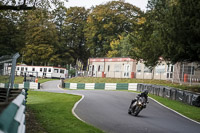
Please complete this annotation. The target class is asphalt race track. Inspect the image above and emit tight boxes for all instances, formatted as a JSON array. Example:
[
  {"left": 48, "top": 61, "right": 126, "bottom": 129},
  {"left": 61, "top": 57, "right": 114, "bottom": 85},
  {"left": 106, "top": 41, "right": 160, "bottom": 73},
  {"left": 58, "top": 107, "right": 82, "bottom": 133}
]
[{"left": 39, "top": 80, "right": 200, "bottom": 133}]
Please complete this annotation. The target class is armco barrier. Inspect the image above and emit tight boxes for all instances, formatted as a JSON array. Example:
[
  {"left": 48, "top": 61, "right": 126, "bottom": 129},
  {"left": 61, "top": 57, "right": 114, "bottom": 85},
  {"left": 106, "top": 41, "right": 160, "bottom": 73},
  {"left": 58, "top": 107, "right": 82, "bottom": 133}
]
[
  {"left": 0, "top": 88, "right": 28, "bottom": 133},
  {"left": 137, "top": 83, "right": 200, "bottom": 107},
  {"left": 63, "top": 83, "right": 138, "bottom": 91},
  {"left": 0, "top": 82, "right": 39, "bottom": 89}
]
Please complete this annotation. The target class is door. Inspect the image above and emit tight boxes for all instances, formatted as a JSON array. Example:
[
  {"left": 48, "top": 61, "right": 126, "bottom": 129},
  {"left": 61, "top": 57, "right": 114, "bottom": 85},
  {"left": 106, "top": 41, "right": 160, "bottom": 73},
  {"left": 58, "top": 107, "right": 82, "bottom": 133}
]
[
  {"left": 167, "top": 65, "right": 173, "bottom": 79},
  {"left": 92, "top": 65, "right": 96, "bottom": 77},
  {"left": 124, "top": 64, "right": 130, "bottom": 78}
]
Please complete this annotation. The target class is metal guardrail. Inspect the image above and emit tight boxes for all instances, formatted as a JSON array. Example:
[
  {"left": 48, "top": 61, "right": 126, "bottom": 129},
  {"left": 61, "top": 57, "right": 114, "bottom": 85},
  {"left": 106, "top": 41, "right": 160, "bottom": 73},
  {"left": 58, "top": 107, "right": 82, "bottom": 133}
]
[
  {"left": 0, "top": 53, "right": 20, "bottom": 103},
  {"left": 0, "top": 88, "right": 28, "bottom": 133}
]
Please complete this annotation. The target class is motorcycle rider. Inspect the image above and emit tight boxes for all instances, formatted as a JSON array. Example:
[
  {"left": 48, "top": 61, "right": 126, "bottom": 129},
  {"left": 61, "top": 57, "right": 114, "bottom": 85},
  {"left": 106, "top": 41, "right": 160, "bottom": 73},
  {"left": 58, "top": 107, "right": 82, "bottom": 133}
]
[{"left": 130, "top": 89, "right": 149, "bottom": 108}]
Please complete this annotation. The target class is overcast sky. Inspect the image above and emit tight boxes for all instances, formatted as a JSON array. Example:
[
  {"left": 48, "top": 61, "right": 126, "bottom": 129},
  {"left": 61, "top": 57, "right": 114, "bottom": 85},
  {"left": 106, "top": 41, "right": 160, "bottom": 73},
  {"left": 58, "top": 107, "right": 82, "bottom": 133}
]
[{"left": 65, "top": 0, "right": 148, "bottom": 11}]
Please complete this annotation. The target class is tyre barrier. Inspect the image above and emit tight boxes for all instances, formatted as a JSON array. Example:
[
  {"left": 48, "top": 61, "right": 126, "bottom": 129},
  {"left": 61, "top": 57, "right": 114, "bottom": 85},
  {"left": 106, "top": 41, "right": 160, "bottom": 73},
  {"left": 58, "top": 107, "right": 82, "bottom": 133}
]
[
  {"left": 0, "top": 88, "right": 28, "bottom": 133},
  {"left": 0, "top": 82, "right": 40, "bottom": 89},
  {"left": 137, "top": 83, "right": 200, "bottom": 107},
  {"left": 63, "top": 83, "right": 138, "bottom": 91}
]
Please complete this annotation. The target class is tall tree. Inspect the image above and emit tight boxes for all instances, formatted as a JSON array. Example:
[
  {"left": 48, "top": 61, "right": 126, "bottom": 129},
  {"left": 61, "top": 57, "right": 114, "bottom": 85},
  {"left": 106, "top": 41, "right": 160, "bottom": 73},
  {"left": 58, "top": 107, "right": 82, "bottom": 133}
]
[
  {"left": 137, "top": 0, "right": 200, "bottom": 66},
  {"left": 161, "top": 0, "right": 200, "bottom": 63},
  {"left": 63, "top": 7, "right": 89, "bottom": 64},
  {"left": 22, "top": 9, "right": 59, "bottom": 65},
  {"left": 0, "top": 10, "right": 25, "bottom": 56},
  {"left": 84, "top": 1, "right": 142, "bottom": 57}
]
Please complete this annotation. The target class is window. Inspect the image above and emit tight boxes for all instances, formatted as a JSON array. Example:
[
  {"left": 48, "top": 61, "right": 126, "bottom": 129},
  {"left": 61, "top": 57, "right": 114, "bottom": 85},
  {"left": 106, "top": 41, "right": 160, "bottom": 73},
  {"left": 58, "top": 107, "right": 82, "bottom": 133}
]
[
  {"left": 40, "top": 68, "right": 43, "bottom": 72},
  {"left": 44, "top": 68, "right": 47, "bottom": 72},
  {"left": 144, "top": 67, "right": 152, "bottom": 73},
  {"left": 89, "top": 65, "right": 92, "bottom": 71},
  {"left": 114, "top": 64, "right": 121, "bottom": 72},
  {"left": 167, "top": 73, "right": 173, "bottom": 78},
  {"left": 107, "top": 65, "right": 110, "bottom": 72},
  {"left": 60, "top": 70, "right": 64, "bottom": 74},
  {"left": 98, "top": 65, "right": 103, "bottom": 72},
  {"left": 48, "top": 68, "right": 51, "bottom": 72},
  {"left": 32, "top": 68, "right": 35, "bottom": 71},
  {"left": 21, "top": 67, "right": 24, "bottom": 71},
  {"left": 137, "top": 64, "right": 141, "bottom": 72},
  {"left": 17, "top": 67, "right": 19, "bottom": 71},
  {"left": 54, "top": 69, "right": 58, "bottom": 73},
  {"left": 155, "top": 65, "right": 165, "bottom": 73},
  {"left": 171, "top": 66, "right": 174, "bottom": 72},
  {"left": 167, "top": 65, "right": 174, "bottom": 72},
  {"left": 184, "top": 66, "right": 194, "bottom": 75},
  {"left": 25, "top": 67, "right": 27, "bottom": 71}
]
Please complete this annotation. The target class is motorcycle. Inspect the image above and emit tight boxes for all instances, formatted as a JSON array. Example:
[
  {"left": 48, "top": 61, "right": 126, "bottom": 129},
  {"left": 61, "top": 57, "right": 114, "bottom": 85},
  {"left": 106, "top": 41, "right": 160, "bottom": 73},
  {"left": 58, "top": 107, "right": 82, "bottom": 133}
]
[{"left": 128, "top": 96, "right": 146, "bottom": 116}]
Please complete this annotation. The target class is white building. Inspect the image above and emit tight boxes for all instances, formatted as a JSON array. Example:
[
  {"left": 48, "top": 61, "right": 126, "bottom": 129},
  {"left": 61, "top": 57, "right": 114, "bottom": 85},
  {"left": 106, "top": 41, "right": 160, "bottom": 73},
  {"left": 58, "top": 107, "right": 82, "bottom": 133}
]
[
  {"left": 88, "top": 57, "right": 137, "bottom": 78},
  {"left": 16, "top": 65, "right": 68, "bottom": 79},
  {"left": 88, "top": 57, "right": 200, "bottom": 83}
]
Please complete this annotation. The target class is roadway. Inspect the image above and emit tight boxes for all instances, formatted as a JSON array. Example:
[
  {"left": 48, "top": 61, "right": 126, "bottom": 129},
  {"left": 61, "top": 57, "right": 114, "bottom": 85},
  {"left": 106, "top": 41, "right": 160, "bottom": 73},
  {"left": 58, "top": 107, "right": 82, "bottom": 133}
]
[{"left": 39, "top": 80, "right": 200, "bottom": 133}]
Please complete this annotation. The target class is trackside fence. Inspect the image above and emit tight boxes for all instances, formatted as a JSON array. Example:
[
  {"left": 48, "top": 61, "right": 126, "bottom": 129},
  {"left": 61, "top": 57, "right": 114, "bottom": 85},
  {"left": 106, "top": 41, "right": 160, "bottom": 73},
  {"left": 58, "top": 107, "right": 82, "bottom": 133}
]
[
  {"left": 137, "top": 84, "right": 200, "bottom": 107},
  {"left": 0, "top": 88, "right": 28, "bottom": 133}
]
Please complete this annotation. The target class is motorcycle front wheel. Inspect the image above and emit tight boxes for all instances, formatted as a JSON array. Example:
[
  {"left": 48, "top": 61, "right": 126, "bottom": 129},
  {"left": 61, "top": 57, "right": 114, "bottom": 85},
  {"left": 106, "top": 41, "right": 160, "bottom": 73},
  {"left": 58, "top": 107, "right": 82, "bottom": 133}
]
[{"left": 133, "top": 106, "right": 141, "bottom": 116}]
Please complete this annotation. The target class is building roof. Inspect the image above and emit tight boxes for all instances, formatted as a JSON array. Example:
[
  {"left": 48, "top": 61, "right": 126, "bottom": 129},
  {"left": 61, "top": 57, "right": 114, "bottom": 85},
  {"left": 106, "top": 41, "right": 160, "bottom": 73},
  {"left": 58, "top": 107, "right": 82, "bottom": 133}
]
[
  {"left": 89, "top": 57, "right": 136, "bottom": 62},
  {"left": 16, "top": 65, "right": 66, "bottom": 70}
]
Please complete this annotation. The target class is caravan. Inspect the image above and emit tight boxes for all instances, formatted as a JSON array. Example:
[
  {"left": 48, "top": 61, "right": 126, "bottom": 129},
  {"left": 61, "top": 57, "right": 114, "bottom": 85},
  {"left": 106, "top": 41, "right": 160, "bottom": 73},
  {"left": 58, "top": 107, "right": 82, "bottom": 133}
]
[{"left": 16, "top": 65, "right": 68, "bottom": 79}]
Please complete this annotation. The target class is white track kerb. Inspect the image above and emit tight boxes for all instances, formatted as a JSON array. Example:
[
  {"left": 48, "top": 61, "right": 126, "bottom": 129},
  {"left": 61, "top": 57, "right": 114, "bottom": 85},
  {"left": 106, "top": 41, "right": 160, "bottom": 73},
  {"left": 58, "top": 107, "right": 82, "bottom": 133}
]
[
  {"left": 58, "top": 82, "right": 200, "bottom": 125},
  {"left": 57, "top": 83, "right": 86, "bottom": 123}
]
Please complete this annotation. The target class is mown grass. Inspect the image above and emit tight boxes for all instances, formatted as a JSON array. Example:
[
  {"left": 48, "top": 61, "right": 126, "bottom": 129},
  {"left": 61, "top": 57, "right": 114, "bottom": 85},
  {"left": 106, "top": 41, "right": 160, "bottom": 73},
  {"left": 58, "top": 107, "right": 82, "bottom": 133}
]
[
  {"left": 65, "top": 77, "right": 200, "bottom": 92},
  {"left": 0, "top": 75, "right": 10, "bottom": 83},
  {"left": 27, "top": 91, "right": 103, "bottom": 133},
  {"left": 14, "top": 76, "right": 58, "bottom": 84},
  {"left": 149, "top": 94, "right": 200, "bottom": 122}
]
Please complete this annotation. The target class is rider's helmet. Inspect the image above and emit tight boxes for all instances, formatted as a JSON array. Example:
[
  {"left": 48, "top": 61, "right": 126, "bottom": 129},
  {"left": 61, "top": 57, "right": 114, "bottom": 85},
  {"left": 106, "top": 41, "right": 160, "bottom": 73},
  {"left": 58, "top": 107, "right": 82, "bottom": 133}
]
[{"left": 143, "top": 89, "right": 148, "bottom": 95}]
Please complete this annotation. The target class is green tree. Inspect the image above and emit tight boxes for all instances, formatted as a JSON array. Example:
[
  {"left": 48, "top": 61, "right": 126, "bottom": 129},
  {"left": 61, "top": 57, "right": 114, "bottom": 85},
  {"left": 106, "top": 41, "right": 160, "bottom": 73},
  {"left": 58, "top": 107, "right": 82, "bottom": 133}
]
[
  {"left": 22, "top": 44, "right": 54, "bottom": 65},
  {"left": 0, "top": 10, "right": 25, "bottom": 56},
  {"left": 22, "top": 9, "right": 59, "bottom": 65},
  {"left": 136, "top": 0, "right": 200, "bottom": 66},
  {"left": 106, "top": 36, "right": 122, "bottom": 57},
  {"left": 106, "top": 35, "right": 132, "bottom": 57},
  {"left": 52, "top": 3, "right": 67, "bottom": 45},
  {"left": 130, "top": 10, "right": 164, "bottom": 67},
  {"left": 62, "top": 7, "right": 89, "bottom": 65},
  {"left": 85, "top": 1, "right": 142, "bottom": 57},
  {"left": 162, "top": 0, "right": 200, "bottom": 63}
]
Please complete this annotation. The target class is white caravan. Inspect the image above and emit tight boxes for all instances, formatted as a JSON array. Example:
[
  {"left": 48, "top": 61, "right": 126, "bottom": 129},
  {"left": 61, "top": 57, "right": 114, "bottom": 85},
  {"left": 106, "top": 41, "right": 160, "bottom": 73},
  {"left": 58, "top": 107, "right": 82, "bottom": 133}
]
[{"left": 16, "top": 65, "right": 68, "bottom": 79}]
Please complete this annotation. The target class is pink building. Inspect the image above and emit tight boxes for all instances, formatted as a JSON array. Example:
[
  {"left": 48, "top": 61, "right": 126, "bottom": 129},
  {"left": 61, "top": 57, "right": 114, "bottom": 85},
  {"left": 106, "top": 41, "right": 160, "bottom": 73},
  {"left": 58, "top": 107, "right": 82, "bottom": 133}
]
[{"left": 88, "top": 57, "right": 137, "bottom": 78}]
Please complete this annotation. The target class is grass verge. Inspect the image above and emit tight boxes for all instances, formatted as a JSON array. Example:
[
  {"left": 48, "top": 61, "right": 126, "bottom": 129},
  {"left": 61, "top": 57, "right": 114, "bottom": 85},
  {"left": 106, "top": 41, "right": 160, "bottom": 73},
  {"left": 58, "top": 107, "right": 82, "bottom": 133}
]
[
  {"left": 149, "top": 94, "right": 200, "bottom": 122},
  {"left": 26, "top": 91, "right": 103, "bottom": 133}
]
